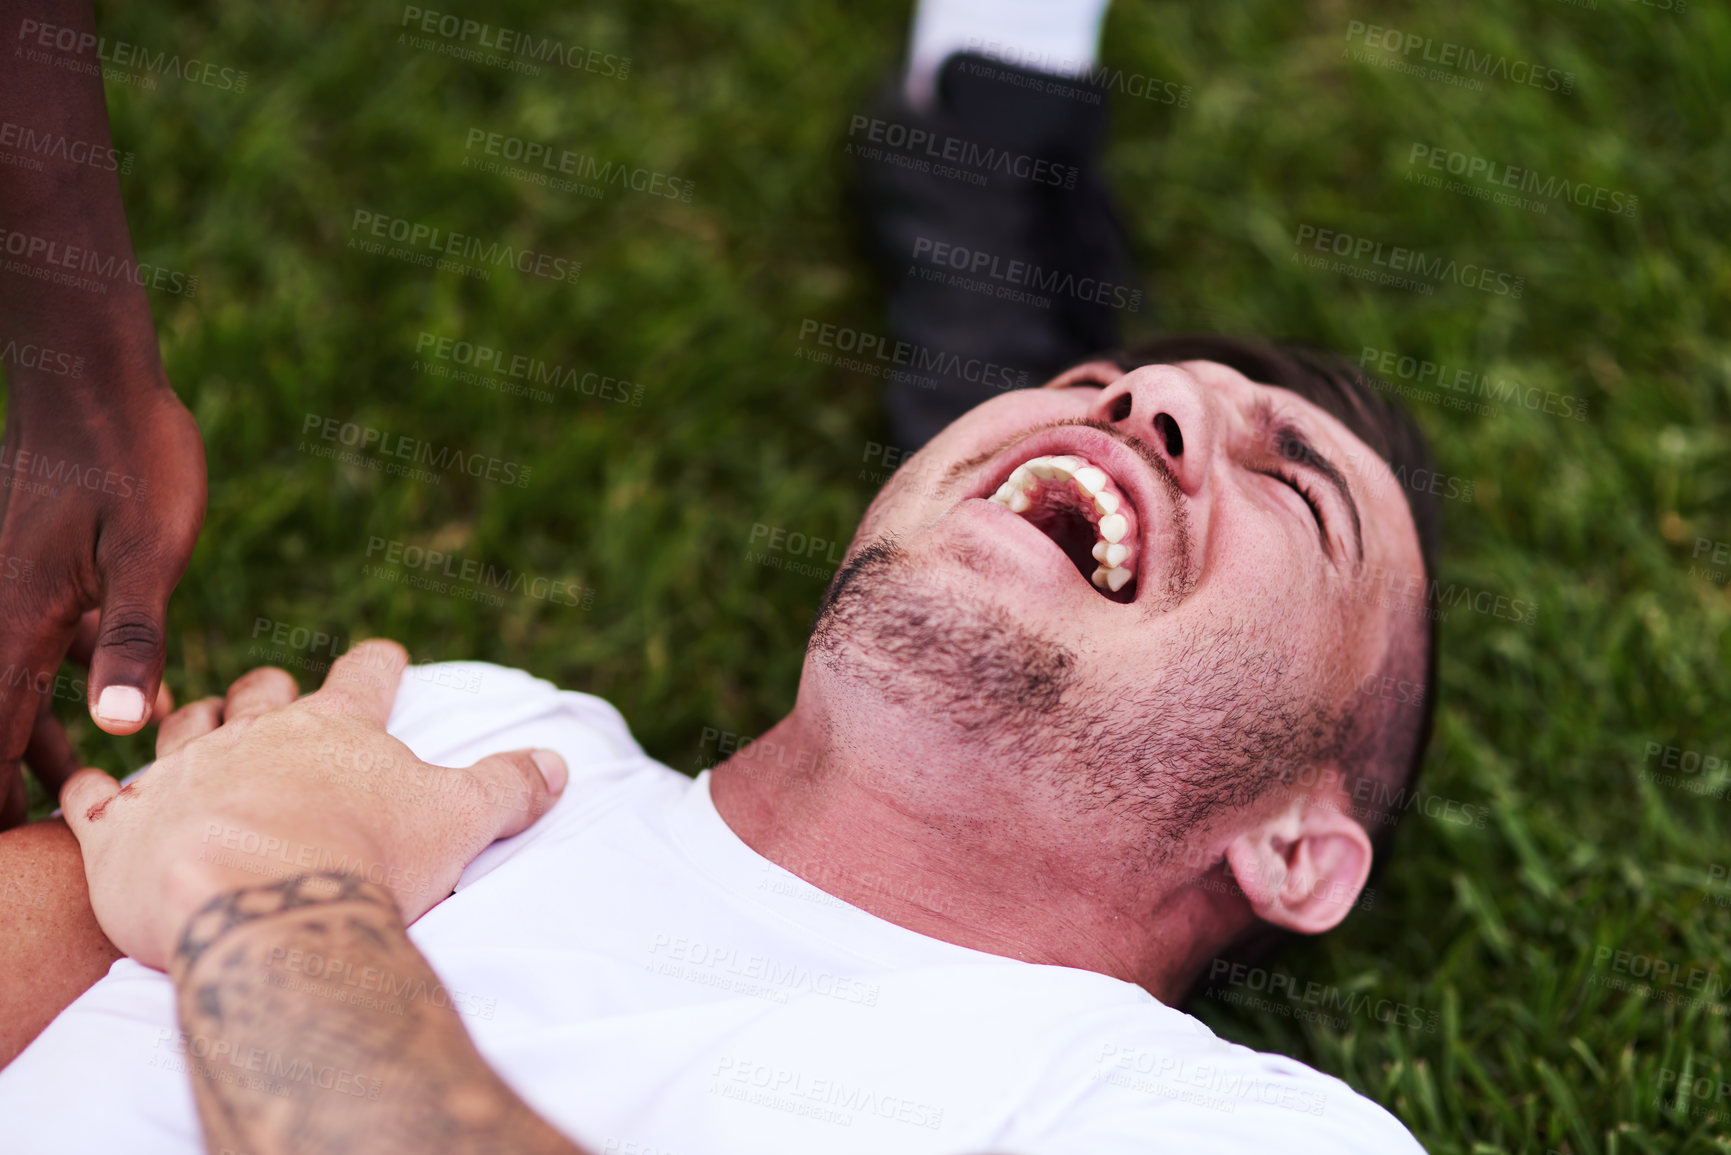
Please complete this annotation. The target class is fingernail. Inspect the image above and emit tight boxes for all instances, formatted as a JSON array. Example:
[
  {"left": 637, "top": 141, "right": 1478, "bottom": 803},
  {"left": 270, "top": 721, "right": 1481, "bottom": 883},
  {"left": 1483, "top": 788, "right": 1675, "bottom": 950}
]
[
  {"left": 94, "top": 686, "right": 148, "bottom": 725},
  {"left": 530, "top": 749, "right": 568, "bottom": 793}
]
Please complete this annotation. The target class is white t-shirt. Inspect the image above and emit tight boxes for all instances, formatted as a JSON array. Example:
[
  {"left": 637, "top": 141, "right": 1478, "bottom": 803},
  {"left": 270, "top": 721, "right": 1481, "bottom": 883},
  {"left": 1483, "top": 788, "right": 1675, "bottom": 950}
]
[{"left": 0, "top": 662, "right": 1425, "bottom": 1155}]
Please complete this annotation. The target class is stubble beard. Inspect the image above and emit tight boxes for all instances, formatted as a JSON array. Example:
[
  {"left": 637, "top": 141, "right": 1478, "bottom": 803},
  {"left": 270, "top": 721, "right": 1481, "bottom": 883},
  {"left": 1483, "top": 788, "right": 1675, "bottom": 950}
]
[{"left": 807, "top": 537, "right": 1345, "bottom": 868}]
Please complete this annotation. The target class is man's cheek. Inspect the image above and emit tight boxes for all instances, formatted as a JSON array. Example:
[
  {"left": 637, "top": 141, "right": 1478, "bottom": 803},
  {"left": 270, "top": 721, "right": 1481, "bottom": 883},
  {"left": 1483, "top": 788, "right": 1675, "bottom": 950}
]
[{"left": 852, "top": 489, "right": 909, "bottom": 544}]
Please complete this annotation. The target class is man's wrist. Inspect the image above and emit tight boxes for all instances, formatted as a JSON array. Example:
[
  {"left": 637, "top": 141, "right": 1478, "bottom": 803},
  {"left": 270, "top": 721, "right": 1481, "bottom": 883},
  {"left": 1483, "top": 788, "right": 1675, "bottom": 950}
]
[
  {"left": 0, "top": 287, "right": 169, "bottom": 401},
  {"left": 166, "top": 871, "right": 397, "bottom": 980},
  {"left": 2, "top": 338, "right": 170, "bottom": 403}
]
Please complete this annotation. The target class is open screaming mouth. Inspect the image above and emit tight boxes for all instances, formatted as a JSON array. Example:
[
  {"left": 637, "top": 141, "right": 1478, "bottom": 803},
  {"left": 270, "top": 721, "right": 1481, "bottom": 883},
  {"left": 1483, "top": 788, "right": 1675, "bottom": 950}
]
[{"left": 988, "top": 453, "right": 1140, "bottom": 603}]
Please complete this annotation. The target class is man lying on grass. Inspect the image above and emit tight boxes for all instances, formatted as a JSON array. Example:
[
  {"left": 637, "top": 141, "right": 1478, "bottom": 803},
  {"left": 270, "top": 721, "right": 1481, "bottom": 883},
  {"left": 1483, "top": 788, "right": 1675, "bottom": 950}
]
[{"left": 0, "top": 341, "right": 1440, "bottom": 1154}]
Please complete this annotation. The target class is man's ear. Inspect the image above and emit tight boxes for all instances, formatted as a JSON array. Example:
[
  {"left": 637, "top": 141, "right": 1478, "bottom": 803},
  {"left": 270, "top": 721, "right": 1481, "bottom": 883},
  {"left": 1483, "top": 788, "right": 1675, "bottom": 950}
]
[{"left": 1220, "top": 789, "right": 1373, "bottom": 935}]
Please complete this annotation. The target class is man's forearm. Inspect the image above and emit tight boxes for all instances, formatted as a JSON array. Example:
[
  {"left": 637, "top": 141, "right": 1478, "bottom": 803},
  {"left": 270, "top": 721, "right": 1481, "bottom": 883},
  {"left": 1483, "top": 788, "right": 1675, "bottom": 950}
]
[
  {"left": 0, "top": 817, "right": 121, "bottom": 1066},
  {"left": 170, "top": 872, "right": 585, "bottom": 1155},
  {"left": 0, "top": 0, "right": 168, "bottom": 395}
]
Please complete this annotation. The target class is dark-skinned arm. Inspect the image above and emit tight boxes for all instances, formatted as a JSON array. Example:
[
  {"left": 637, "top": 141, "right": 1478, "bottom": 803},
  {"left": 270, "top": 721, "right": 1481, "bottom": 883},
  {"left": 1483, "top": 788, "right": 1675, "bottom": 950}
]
[{"left": 0, "top": 0, "right": 206, "bottom": 828}]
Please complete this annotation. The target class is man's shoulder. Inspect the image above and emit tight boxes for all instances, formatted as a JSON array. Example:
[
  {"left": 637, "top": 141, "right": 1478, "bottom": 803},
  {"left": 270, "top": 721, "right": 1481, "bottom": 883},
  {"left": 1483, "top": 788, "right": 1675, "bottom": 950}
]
[
  {"left": 1037, "top": 992, "right": 1428, "bottom": 1153},
  {"left": 858, "top": 963, "right": 1426, "bottom": 1153},
  {"left": 387, "top": 660, "right": 658, "bottom": 784}
]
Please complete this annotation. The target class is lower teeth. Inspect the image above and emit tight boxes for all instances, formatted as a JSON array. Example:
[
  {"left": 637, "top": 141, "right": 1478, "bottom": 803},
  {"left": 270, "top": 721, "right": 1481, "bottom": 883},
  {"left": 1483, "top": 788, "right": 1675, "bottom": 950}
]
[{"left": 1092, "top": 565, "right": 1133, "bottom": 593}]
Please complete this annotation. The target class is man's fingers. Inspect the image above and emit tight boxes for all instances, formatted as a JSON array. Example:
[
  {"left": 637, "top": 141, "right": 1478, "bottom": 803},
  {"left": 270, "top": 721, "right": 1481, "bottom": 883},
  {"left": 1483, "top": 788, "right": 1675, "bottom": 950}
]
[
  {"left": 59, "top": 767, "right": 121, "bottom": 844},
  {"left": 66, "top": 610, "right": 101, "bottom": 667},
  {"left": 0, "top": 621, "right": 80, "bottom": 824},
  {"left": 0, "top": 764, "right": 25, "bottom": 831},
  {"left": 463, "top": 748, "right": 567, "bottom": 841},
  {"left": 65, "top": 612, "right": 171, "bottom": 719},
  {"left": 87, "top": 584, "right": 173, "bottom": 736},
  {"left": 23, "top": 697, "right": 80, "bottom": 798},
  {"left": 0, "top": 620, "right": 78, "bottom": 760},
  {"left": 223, "top": 667, "right": 299, "bottom": 724},
  {"left": 315, "top": 639, "right": 409, "bottom": 725},
  {"left": 157, "top": 697, "right": 224, "bottom": 759}
]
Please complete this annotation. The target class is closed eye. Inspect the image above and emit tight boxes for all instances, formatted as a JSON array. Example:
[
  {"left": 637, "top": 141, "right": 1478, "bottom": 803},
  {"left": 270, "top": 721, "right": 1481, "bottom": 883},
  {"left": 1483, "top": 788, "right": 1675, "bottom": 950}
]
[{"left": 1264, "top": 469, "right": 1329, "bottom": 552}]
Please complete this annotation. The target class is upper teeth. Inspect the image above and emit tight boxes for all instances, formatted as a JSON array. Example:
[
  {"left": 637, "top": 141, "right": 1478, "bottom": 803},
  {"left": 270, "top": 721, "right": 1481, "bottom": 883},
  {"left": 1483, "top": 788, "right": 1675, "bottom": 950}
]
[{"left": 988, "top": 453, "right": 1138, "bottom": 594}]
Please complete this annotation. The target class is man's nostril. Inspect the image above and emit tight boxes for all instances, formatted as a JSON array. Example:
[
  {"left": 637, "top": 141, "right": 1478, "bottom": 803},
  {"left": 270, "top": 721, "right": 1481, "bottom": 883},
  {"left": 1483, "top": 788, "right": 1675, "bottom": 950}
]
[
  {"left": 1153, "top": 412, "right": 1184, "bottom": 458},
  {"left": 1108, "top": 394, "right": 1132, "bottom": 423}
]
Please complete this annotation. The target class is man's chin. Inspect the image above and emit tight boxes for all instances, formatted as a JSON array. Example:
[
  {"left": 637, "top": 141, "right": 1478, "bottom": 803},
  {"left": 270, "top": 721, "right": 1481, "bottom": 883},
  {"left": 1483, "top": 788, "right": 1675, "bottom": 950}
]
[
  {"left": 807, "top": 534, "right": 1077, "bottom": 736},
  {"left": 811, "top": 537, "right": 908, "bottom": 653}
]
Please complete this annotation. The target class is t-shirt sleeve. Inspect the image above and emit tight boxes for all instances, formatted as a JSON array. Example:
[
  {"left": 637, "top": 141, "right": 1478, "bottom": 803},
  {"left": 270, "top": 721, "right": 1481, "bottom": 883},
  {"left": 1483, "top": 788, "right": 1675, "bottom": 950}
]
[{"left": 1009, "top": 1029, "right": 1428, "bottom": 1155}]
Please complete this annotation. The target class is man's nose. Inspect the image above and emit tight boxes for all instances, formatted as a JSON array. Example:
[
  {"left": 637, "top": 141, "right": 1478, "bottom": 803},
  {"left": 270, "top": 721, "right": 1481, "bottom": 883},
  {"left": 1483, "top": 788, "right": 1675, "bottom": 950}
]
[{"left": 1087, "top": 364, "right": 1215, "bottom": 494}]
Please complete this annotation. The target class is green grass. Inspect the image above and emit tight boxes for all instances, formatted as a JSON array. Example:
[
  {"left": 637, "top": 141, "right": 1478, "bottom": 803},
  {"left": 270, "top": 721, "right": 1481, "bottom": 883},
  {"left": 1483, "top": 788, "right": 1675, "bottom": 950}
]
[{"left": 16, "top": 0, "right": 1731, "bottom": 1150}]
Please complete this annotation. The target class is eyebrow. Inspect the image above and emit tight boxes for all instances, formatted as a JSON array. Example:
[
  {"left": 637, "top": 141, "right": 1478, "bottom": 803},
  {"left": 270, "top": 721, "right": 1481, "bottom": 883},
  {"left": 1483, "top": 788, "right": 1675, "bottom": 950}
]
[{"left": 1254, "top": 399, "right": 1365, "bottom": 568}]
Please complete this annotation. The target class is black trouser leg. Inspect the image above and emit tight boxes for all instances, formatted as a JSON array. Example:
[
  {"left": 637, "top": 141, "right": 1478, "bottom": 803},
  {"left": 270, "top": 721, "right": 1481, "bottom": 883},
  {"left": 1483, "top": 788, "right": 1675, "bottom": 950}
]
[{"left": 850, "top": 53, "right": 1142, "bottom": 449}]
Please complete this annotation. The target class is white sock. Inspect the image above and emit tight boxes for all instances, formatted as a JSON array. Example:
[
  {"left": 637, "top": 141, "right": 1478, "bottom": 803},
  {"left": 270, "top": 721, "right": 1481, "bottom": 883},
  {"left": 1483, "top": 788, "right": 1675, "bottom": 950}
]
[{"left": 904, "top": 0, "right": 1113, "bottom": 109}]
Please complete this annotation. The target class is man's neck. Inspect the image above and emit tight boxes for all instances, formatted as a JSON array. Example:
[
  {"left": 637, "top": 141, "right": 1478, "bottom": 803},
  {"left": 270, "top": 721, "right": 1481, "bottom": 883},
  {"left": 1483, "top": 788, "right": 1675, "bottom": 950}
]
[{"left": 707, "top": 707, "right": 1235, "bottom": 1005}]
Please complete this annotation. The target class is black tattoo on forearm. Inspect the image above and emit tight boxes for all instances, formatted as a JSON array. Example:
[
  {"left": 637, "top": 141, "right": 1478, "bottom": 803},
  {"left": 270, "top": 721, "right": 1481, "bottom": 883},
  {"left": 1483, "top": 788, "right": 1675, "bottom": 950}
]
[
  {"left": 175, "top": 871, "right": 380, "bottom": 972},
  {"left": 170, "top": 871, "right": 583, "bottom": 1155}
]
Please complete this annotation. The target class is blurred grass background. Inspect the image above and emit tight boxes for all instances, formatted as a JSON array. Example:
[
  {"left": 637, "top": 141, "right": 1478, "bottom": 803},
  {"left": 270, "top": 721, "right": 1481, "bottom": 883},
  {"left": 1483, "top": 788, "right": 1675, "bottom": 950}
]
[{"left": 14, "top": 0, "right": 1731, "bottom": 1150}]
